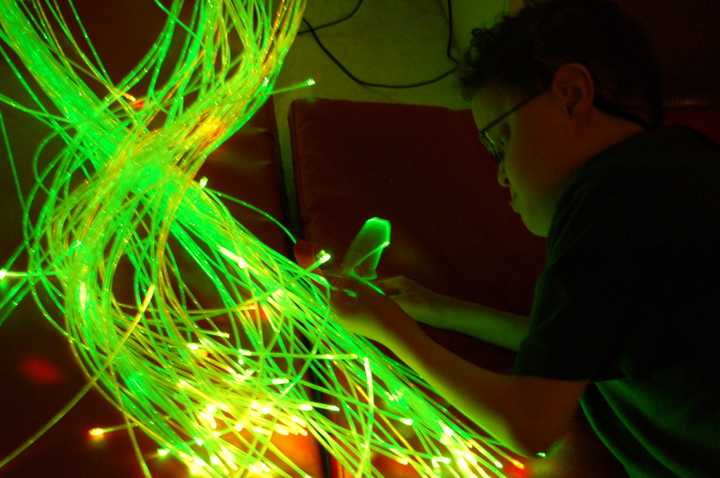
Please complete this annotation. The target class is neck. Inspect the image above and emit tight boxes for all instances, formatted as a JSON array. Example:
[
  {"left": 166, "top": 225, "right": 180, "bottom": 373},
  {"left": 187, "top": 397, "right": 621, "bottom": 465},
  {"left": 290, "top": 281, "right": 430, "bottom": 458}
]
[
  {"left": 538, "top": 118, "right": 647, "bottom": 238},
  {"left": 582, "top": 116, "right": 646, "bottom": 164}
]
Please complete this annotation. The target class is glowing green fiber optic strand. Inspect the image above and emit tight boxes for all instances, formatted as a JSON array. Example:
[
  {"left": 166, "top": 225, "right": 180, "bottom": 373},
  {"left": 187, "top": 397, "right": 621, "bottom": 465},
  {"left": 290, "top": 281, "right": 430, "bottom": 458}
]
[{"left": 0, "top": 1, "right": 524, "bottom": 476}]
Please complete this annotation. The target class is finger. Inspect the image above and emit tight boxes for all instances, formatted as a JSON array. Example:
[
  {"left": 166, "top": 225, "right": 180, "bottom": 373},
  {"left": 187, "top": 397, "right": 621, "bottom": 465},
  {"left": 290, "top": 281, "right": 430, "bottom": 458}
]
[
  {"left": 374, "top": 276, "right": 406, "bottom": 295},
  {"left": 325, "top": 275, "right": 357, "bottom": 291},
  {"left": 328, "top": 284, "right": 357, "bottom": 313}
]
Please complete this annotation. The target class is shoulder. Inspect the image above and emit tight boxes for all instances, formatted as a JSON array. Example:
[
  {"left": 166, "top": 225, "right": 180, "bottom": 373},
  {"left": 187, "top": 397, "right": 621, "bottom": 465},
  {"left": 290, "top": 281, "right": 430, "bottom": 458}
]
[{"left": 548, "top": 126, "right": 720, "bottom": 256}]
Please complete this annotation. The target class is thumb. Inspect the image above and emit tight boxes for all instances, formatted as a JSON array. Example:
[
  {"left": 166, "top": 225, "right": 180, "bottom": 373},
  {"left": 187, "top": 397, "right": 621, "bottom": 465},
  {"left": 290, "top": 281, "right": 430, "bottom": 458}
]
[{"left": 374, "top": 276, "right": 405, "bottom": 296}]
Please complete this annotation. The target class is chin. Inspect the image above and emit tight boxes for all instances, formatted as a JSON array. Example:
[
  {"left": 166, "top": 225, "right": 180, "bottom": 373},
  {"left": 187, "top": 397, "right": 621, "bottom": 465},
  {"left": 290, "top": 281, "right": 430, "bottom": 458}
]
[{"left": 521, "top": 213, "right": 550, "bottom": 238}]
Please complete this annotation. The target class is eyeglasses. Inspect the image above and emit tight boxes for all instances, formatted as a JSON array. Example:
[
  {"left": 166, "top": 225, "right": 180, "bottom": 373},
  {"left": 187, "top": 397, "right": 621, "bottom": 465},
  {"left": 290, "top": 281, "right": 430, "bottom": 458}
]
[
  {"left": 477, "top": 91, "right": 652, "bottom": 163},
  {"left": 477, "top": 92, "right": 542, "bottom": 163}
]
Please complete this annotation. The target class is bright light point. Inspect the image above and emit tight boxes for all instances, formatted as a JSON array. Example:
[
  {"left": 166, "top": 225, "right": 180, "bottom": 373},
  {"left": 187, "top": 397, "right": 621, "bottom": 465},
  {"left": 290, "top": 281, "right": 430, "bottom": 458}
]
[
  {"left": 306, "top": 78, "right": 316, "bottom": 86},
  {"left": 431, "top": 456, "right": 451, "bottom": 468},
  {"left": 198, "top": 176, "right": 208, "bottom": 188},
  {"left": 316, "top": 250, "right": 331, "bottom": 264},
  {"left": 400, "top": 418, "right": 413, "bottom": 426},
  {"left": 0, "top": 269, "right": 6, "bottom": 280},
  {"left": 234, "top": 422, "right": 245, "bottom": 431},
  {"left": 219, "top": 246, "right": 248, "bottom": 269},
  {"left": 511, "top": 458, "right": 525, "bottom": 469},
  {"left": 88, "top": 427, "right": 105, "bottom": 439},
  {"left": 79, "top": 282, "right": 87, "bottom": 309},
  {"left": 260, "top": 405, "right": 272, "bottom": 414},
  {"left": 239, "top": 349, "right": 253, "bottom": 356},
  {"left": 189, "top": 457, "right": 207, "bottom": 476},
  {"left": 210, "top": 455, "right": 221, "bottom": 466},
  {"left": 536, "top": 451, "right": 547, "bottom": 458},
  {"left": 157, "top": 448, "right": 170, "bottom": 457},
  {"left": 199, "top": 406, "right": 217, "bottom": 430},
  {"left": 271, "top": 378, "right": 289, "bottom": 385},
  {"left": 187, "top": 343, "right": 201, "bottom": 351},
  {"left": 249, "top": 462, "right": 271, "bottom": 475},
  {"left": 194, "top": 437, "right": 204, "bottom": 446},
  {"left": 298, "top": 403, "right": 313, "bottom": 411}
]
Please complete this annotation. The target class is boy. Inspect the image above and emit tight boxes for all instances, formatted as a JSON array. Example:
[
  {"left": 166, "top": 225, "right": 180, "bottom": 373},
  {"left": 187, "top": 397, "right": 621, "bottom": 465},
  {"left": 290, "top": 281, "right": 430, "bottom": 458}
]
[{"left": 301, "top": 1, "right": 720, "bottom": 476}]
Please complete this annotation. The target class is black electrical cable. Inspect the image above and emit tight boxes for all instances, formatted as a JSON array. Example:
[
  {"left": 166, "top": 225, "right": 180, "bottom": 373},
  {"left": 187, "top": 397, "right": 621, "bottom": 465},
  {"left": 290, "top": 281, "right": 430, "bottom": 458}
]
[
  {"left": 298, "top": 0, "right": 459, "bottom": 89},
  {"left": 297, "top": 0, "right": 365, "bottom": 35}
]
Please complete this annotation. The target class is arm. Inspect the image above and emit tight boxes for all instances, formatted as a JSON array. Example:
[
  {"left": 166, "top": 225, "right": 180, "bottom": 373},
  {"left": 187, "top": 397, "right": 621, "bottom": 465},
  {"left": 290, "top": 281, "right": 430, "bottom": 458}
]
[
  {"left": 386, "top": 318, "right": 588, "bottom": 457},
  {"left": 326, "top": 276, "right": 587, "bottom": 456},
  {"left": 438, "top": 295, "right": 530, "bottom": 352},
  {"left": 374, "top": 276, "right": 530, "bottom": 351}
]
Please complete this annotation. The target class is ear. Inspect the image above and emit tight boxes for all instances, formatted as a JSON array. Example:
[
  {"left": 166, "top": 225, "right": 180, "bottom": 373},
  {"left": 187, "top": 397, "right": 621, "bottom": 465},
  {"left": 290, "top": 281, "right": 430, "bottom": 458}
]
[{"left": 548, "top": 63, "right": 595, "bottom": 121}]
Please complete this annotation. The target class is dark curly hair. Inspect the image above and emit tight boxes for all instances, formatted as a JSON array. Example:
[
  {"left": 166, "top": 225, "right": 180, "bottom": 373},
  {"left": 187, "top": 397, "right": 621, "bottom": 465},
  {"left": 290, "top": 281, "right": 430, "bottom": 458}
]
[{"left": 457, "top": 0, "right": 663, "bottom": 129}]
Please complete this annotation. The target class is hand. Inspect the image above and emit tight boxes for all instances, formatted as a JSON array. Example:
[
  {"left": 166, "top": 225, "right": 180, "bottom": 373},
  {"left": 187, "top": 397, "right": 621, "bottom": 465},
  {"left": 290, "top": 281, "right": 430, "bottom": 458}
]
[
  {"left": 375, "top": 276, "right": 452, "bottom": 329},
  {"left": 324, "top": 274, "right": 420, "bottom": 345},
  {"left": 294, "top": 240, "right": 420, "bottom": 345}
]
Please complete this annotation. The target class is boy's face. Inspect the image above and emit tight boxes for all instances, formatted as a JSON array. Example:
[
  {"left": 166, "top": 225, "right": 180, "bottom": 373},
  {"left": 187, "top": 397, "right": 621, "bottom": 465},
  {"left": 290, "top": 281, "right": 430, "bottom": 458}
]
[
  {"left": 471, "top": 65, "right": 648, "bottom": 238},
  {"left": 471, "top": 86, "right": 580, "bottom": 238}
]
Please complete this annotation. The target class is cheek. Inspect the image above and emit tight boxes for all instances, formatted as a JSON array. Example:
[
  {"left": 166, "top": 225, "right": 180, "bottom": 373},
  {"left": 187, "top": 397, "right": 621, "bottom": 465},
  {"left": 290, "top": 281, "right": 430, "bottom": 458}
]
[
  {"left": 507, "top": 124, "right": 557, "bottom": 196},
  {"left": 504, "top": 136, "right": 536, "bottom": 190}
]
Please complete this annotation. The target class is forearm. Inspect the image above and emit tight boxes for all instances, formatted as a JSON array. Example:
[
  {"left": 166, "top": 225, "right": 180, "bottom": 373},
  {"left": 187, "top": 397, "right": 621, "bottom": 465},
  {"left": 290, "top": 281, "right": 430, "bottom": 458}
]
[
  {"left": 385, "top": 320, "right": 534, "bottom": 456},
  {"left": 439, "top": 296, "right": 530, "bottom": 352}
]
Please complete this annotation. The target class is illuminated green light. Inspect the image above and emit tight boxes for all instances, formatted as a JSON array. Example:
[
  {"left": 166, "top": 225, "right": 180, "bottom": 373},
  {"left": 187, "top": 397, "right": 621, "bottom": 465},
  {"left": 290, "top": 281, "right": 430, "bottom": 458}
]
[
  {"left": 0, "top": 1, "right": 518, "bottom": 476},
  {"left": 317, "top": 250, "right": 332, "bottom": 265}
]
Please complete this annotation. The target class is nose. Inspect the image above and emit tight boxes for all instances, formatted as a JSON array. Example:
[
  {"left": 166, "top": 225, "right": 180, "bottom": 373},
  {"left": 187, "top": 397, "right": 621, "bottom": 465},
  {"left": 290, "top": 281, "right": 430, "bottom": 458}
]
[{"left": 497, "top": 162, "right": 510, "bottom": 188}]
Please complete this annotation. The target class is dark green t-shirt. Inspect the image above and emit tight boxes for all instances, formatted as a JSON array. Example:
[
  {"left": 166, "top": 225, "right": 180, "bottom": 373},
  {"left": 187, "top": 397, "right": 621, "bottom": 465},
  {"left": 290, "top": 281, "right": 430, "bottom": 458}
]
[{"left": 513, "top": 126, "right": 720, "bottom": 477}]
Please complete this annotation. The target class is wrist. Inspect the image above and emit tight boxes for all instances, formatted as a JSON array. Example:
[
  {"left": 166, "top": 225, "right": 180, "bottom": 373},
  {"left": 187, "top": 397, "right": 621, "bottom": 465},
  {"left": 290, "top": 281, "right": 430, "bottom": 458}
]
[
  {"left": 385, "top": 317, "right": 430, "bottom": 359},
  {"left": 432, "top": 294, "right": 469, "bottom": 330}
]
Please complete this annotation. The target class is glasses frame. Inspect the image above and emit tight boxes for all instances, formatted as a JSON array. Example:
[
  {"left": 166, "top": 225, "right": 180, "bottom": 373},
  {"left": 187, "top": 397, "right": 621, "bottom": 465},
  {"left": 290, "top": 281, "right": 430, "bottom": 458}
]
[
  {"left": 478, "top": 91, "right": 542, "bottom": 163},
  {"left": 477, "top": 90, "right": 652, "bottom": 164}
]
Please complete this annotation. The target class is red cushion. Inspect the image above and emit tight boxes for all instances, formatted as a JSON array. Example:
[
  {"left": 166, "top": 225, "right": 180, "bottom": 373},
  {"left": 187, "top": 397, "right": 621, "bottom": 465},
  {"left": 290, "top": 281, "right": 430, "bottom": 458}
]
[
  {"left": 290, "top": 98, "right": 546, "bottom": 317},
  {"left": 665, "top": 107, "right": 720, "bottom": 142}
]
